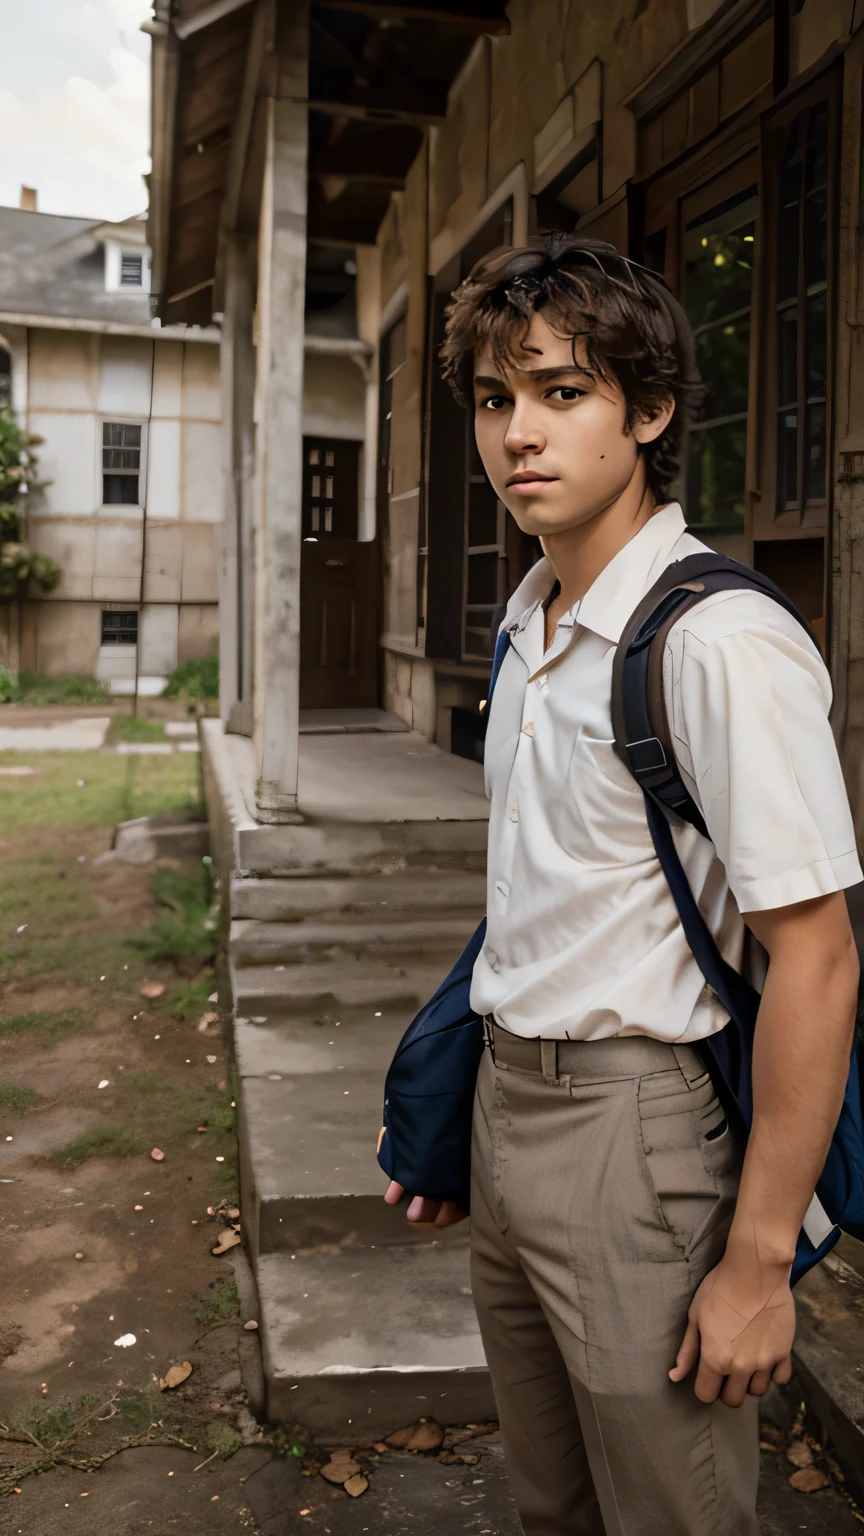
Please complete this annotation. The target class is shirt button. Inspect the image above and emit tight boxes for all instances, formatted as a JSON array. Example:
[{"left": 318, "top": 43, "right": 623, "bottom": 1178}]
[
  {"left": 509, "top": 806, "right": 520, "bottom": 822},
  {"left": 521, "top": 722, "right": 535, "bottom": 737}
]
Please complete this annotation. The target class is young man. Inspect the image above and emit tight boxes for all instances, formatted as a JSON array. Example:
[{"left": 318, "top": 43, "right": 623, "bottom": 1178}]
[{"left": 384, "top": 237, "right": 861, "bottom": 1535}]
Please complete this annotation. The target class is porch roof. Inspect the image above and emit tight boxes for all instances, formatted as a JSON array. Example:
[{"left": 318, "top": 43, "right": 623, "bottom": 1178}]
[{"left": 148, "top": 0, "right": 511, "bottom": 326}]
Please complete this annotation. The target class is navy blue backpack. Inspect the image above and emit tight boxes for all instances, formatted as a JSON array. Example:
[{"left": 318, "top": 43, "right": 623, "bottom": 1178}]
[{"left": 378, "top": 552, "right": 864, "bottom": 1283}]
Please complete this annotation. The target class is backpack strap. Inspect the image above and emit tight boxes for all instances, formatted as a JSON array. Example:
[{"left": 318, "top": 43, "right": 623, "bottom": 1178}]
[{"left": 611, "top": 552, "right": 819, "bottom": 838}]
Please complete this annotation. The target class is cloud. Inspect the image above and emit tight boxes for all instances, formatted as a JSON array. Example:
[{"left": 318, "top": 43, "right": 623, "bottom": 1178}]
[{"left": 0, "top": 3, "right": 150, "bottom": 222}]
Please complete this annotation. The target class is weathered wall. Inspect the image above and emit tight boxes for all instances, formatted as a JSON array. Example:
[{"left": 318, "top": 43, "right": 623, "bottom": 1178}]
[
  {"left": 378, "top": 0, "right": 864, "bottom": 758},
  {"left": 23, "top": 328, "right": 221, "bottom": 679},
  {"left": 301, "top": 352, "right": 366, "bottom": 439}
]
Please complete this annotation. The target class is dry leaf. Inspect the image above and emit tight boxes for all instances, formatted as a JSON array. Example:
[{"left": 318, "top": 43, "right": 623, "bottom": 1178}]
[
  {"left": 789, "top": 1467, "right": 830, "bottom": 1493},
  {"left": 344, "top": 1474, "right": 368, "bottom": 1498},
  {"left": 384, "top": 1425, "right": 415, "bottom": 1449},
  {"left": 758, "top": 1423, "right": 785, "bottom": 1449},
  {"left": 328, "top": 1449, "right": 356, "bottom": 1464},
  {"left": 439, "top": 1450, "right": 478, "bottom": 1465},
  {"left": 406, "top": 1418, "right": 444, "bottom": 1453},
  {"left": 372, "top": 1442, "right": 389, "bottom": 1454},
  {"left": 150, "top": 1147, "right": 165, "bottom": 1162},
  {"left": 159, "top": 1361, "right": 192, "bottom": 1391},
  {"left": 786, "top": 1441, "right": 814, "bottom": 1469},
  {"left": 211, "top": 1229, "right": 241, "bottom": 1256},
  {"left": 320, "top": 1459, "right": 361, "bottom": 1484},
  {"left": 140, "top": 981, "right": 165, "bottom": 999}
]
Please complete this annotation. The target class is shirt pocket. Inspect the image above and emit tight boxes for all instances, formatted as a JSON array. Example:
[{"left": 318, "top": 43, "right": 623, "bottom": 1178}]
[{"left": 548, "top": 733, "right": 656, "bottom": 866}]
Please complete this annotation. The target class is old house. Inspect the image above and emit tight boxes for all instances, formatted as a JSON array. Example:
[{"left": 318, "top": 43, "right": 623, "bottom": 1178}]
[
  {"left": 0, "top": 197, "right": 224, "bottom": 691},
  {"left": 147, "top": 0, "right": 864, "bottom": 1432}
]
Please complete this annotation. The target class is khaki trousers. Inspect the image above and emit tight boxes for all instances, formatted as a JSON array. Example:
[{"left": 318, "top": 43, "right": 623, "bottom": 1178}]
[{"left": 470, "top": 1033, "right": 759, "bottom": 1536}]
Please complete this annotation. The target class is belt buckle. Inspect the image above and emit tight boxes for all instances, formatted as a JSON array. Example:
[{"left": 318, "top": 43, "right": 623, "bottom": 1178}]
[{"left": 482, "top": 1015, "right": 496, "bottom": 1061}]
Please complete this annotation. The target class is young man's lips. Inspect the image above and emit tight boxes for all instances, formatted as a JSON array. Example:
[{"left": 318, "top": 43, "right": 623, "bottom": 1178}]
[{"left": 506, "top": 474, "right": 558, "bottom": 492}]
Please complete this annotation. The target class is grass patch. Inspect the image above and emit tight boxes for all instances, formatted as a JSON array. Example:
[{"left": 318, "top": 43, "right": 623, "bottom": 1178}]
[
  {"left": 12, "top": 1396, "right": 101, "bottom": 1449},
  {"left": 5, "top": 672, "right": 109, "bottom": 707},
  {"left": 194, "top": 1274, "right": 240, "bottom": 1329},
  {"left": 49, "top": 1125, "right": 139, "bottom": 1171},
  {"left": 0, "top": 1007, "right": 92, "bottom": 1042},
  {"left": 0, "top": 1082, "right": 40, "bottom": 1111},
  {"left": 105, "top": 716, "right": 167, "bottom": 746},
  {"left": 170, "top": 972, "right": 216, "bottom": 1019},
  {"left": 0, "top": 751, "right": 201, "bottom": 834},
  {"left": 133, "top": 865, "right": 218, "bottom": 968}
]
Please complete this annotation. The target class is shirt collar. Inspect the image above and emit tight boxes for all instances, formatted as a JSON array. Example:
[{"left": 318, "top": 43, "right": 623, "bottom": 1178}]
[{"left": 502, "top": 503, "right": 689, "bottom": 645}]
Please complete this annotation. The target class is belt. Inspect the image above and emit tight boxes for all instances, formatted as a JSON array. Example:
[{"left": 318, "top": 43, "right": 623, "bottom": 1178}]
[{"left": 483, "top": 1017, "right": 705, "bottom": 1086}]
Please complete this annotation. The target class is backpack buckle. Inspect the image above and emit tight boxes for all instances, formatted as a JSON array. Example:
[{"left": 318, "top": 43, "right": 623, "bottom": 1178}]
[{"left": 626, "top": 735, "right": 668, "bottom": 777}]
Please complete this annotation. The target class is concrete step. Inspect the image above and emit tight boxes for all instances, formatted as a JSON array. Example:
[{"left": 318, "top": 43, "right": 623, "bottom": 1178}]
[
  {"left": 231, "top": 956, "right": 445, "bottom": 1017},
  {"left": 230, "top": 915, "right": 476, "bottom": 967},
  {"left": 230, "top": 870, "right": 487, "bottom": 922},
  {"left": 256, "top": 1235, "right": 494, "bottom": 1434},
  {"left": 235, "top": 1006, "right": 420, "bottom": 1258}
]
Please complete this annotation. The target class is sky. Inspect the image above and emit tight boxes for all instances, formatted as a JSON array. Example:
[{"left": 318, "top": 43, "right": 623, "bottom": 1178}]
[{"left": 0, "top": 0, "right": 150, "bottom": 223}]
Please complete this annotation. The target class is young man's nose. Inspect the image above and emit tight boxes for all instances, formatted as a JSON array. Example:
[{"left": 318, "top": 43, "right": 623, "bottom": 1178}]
[{"left": 503, "top": 402, "right": 546, "bottom": 456}]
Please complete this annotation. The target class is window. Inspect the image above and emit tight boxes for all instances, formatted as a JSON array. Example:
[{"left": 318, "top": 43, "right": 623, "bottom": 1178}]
[
  {"left": 103, "top": 423, "right": 142, "bottom": 505},
  {"left": 774, "top": 102, "right": 829, "bottom": 513},
  {"left": 101, "top": 610, "right": 138, "bottom": 645},
  {"left": 120, "top": 253, "right": 144, "bottom": 287},
  {"left": 302, "top": 438, "right": 359, "bottom": 539},
  {"left": 682, "top": 186, "right": 758, "bottom": 534}
]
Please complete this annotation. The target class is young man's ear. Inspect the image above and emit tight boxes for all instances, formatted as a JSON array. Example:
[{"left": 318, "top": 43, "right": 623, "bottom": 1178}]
[{"left": 633, "top": 395, "right": 675, "bottom": 446}]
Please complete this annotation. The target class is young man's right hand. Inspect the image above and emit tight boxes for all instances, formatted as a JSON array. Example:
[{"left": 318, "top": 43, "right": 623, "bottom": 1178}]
[{"left": 383, "top": 1179, "right": 468, "bottom": 1227}]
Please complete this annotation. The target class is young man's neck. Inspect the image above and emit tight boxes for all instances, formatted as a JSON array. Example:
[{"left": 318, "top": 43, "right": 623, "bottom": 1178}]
[{"left": 541, "top": 477, "right": 659, "bottom": 614}]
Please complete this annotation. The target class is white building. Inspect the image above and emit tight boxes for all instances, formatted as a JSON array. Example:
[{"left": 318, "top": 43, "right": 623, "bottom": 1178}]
[{"left": 0, "top": 200, "right": 222, "bottom": 692}]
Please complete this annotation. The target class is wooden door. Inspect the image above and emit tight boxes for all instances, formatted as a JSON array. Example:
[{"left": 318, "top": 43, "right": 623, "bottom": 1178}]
[{"left": 300, "top": 437, "right": 378, "bottom": 709}]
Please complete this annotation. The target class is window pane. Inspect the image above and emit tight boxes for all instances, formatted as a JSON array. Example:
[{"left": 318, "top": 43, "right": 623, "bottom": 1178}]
[
  {"left": 311, "top": 475, "right": 320, "bottom": 498},
  {"left": 777, "top": 410, "right": 798, "bottom": 509},
  {"left": 325, "top": 476, "right": 334, "bottom": 498},
  {"left": 804, "top": 185, "right": 827, "bottom": 285},
  {"left": 312, "top": 506, "right": 320, "bottom": 531},
  {"left": 805, "top": 104, "right": 828, "bottom": 192},
  {"left": 325, "top": 450, "right": 335, "bottom": 467},
  {"left": 684, "top": 216, "right": 756, "bottom": 328},
  {"left": 308, "top": 447, "right": 319, "bottom": 465},
  {"left": 686, "top": 420, "right": 747, "bottom": 529},
  {"left": 777, "top": 122, "right": 802, "bottom": 302},
  {"left": 103, "top": 423, "right": 141, "bottom": 448},
  {"left": 103, "top": 474, "right": 139, "bottom": 505},
  {"left": 778, "top": 308, "right": 798, "bottom": 407},
  {"left": 101, "top": 610, "right": 138, "bottom": 644},
  {"left": 324, "top": 507, "right": 333, "bottom": 532},
  {"left": 806, "top": 291, "right": 827, "bottom": 397},
  {"left": 695, "top": 316, "right": 750, "bottom": 419},
  {"left": 806, "top": 402, "right": 826, "bottom": 501}
]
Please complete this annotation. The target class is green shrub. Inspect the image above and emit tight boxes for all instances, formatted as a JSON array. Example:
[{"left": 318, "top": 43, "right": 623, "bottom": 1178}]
[
  {"left": 162, "top": 654, "right": 219, "bottom": 701},
  {"left": 9, "top": 671, "right": 109, "bottom": 706},
  {"left": 0, "top": 666, "right": 15, "bottom": 703}
]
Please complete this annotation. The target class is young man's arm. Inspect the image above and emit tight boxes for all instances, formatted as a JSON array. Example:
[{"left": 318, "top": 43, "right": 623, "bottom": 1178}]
[{"left": 669, "top": 889, "right": 858, "bottom": 1406}]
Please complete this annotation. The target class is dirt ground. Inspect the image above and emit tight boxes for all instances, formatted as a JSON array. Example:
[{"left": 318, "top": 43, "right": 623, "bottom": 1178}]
[{"left": 1, "top": 743, "right": 861, "bottom": 1535}]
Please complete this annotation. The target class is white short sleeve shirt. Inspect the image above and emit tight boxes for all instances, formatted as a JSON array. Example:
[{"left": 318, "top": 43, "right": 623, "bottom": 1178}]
[{"left": 470, "top": 502, "right": 862, "bottom": 1043}]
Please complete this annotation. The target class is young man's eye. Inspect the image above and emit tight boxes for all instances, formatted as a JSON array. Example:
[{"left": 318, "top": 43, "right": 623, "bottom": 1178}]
[
  {"left": 549, "top": 386, "right": 583, "bottom": 402},
  {"left": 480, "top": 395, "right": 509, "bottom": 411}
]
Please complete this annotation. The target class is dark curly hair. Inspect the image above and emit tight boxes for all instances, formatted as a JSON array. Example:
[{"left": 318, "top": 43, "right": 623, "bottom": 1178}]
[{"left": 440, "top": 235, "right": 704, "bottom": 500}]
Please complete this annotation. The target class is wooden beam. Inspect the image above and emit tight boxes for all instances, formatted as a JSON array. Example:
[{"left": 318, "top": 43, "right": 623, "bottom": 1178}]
[
  {"left": 310, "top": 68, "right": 450, "bottom": 123},
  {"left": 221, "top": 0, "right": 270, "bottom": 233},
  {"left": 174, "top": 0, "right": 254, "bottom": 41},
  {"left": 312, "top": 0, "right": 510, "bottom": 34}
]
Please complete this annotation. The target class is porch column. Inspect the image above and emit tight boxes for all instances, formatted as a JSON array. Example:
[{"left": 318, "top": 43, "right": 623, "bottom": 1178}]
[
  {"left": 220, "top": 233, "right": 257, "bottom": 735},
  {"left": 252, "top": 3, "right": 309, "bottom": 820}
]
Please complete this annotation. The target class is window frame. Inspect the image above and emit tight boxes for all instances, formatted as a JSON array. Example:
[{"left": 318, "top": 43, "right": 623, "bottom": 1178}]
[
  {"left": 100, "top": 609, "right": 139, "bottom": 646},
  {"left": 101, "top": 419, "right": 145, "bottom": 509},
  {"left": 754, "top": 73, "right": 839, "bottom": 543}
]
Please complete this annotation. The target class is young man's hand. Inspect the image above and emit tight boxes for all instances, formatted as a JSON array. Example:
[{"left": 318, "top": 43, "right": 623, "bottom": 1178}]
[
  {"left": 383, "top": 1179, "right": 468, "bottom": 1227},
  {"left": 669, "top": 1253, "right": 795, "bottom": 1407}
]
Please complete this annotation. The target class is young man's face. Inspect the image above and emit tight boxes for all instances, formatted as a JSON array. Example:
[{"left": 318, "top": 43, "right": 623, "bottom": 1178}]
[{"left": 472, "top": 310, "right": 664, "bottom": 537}]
